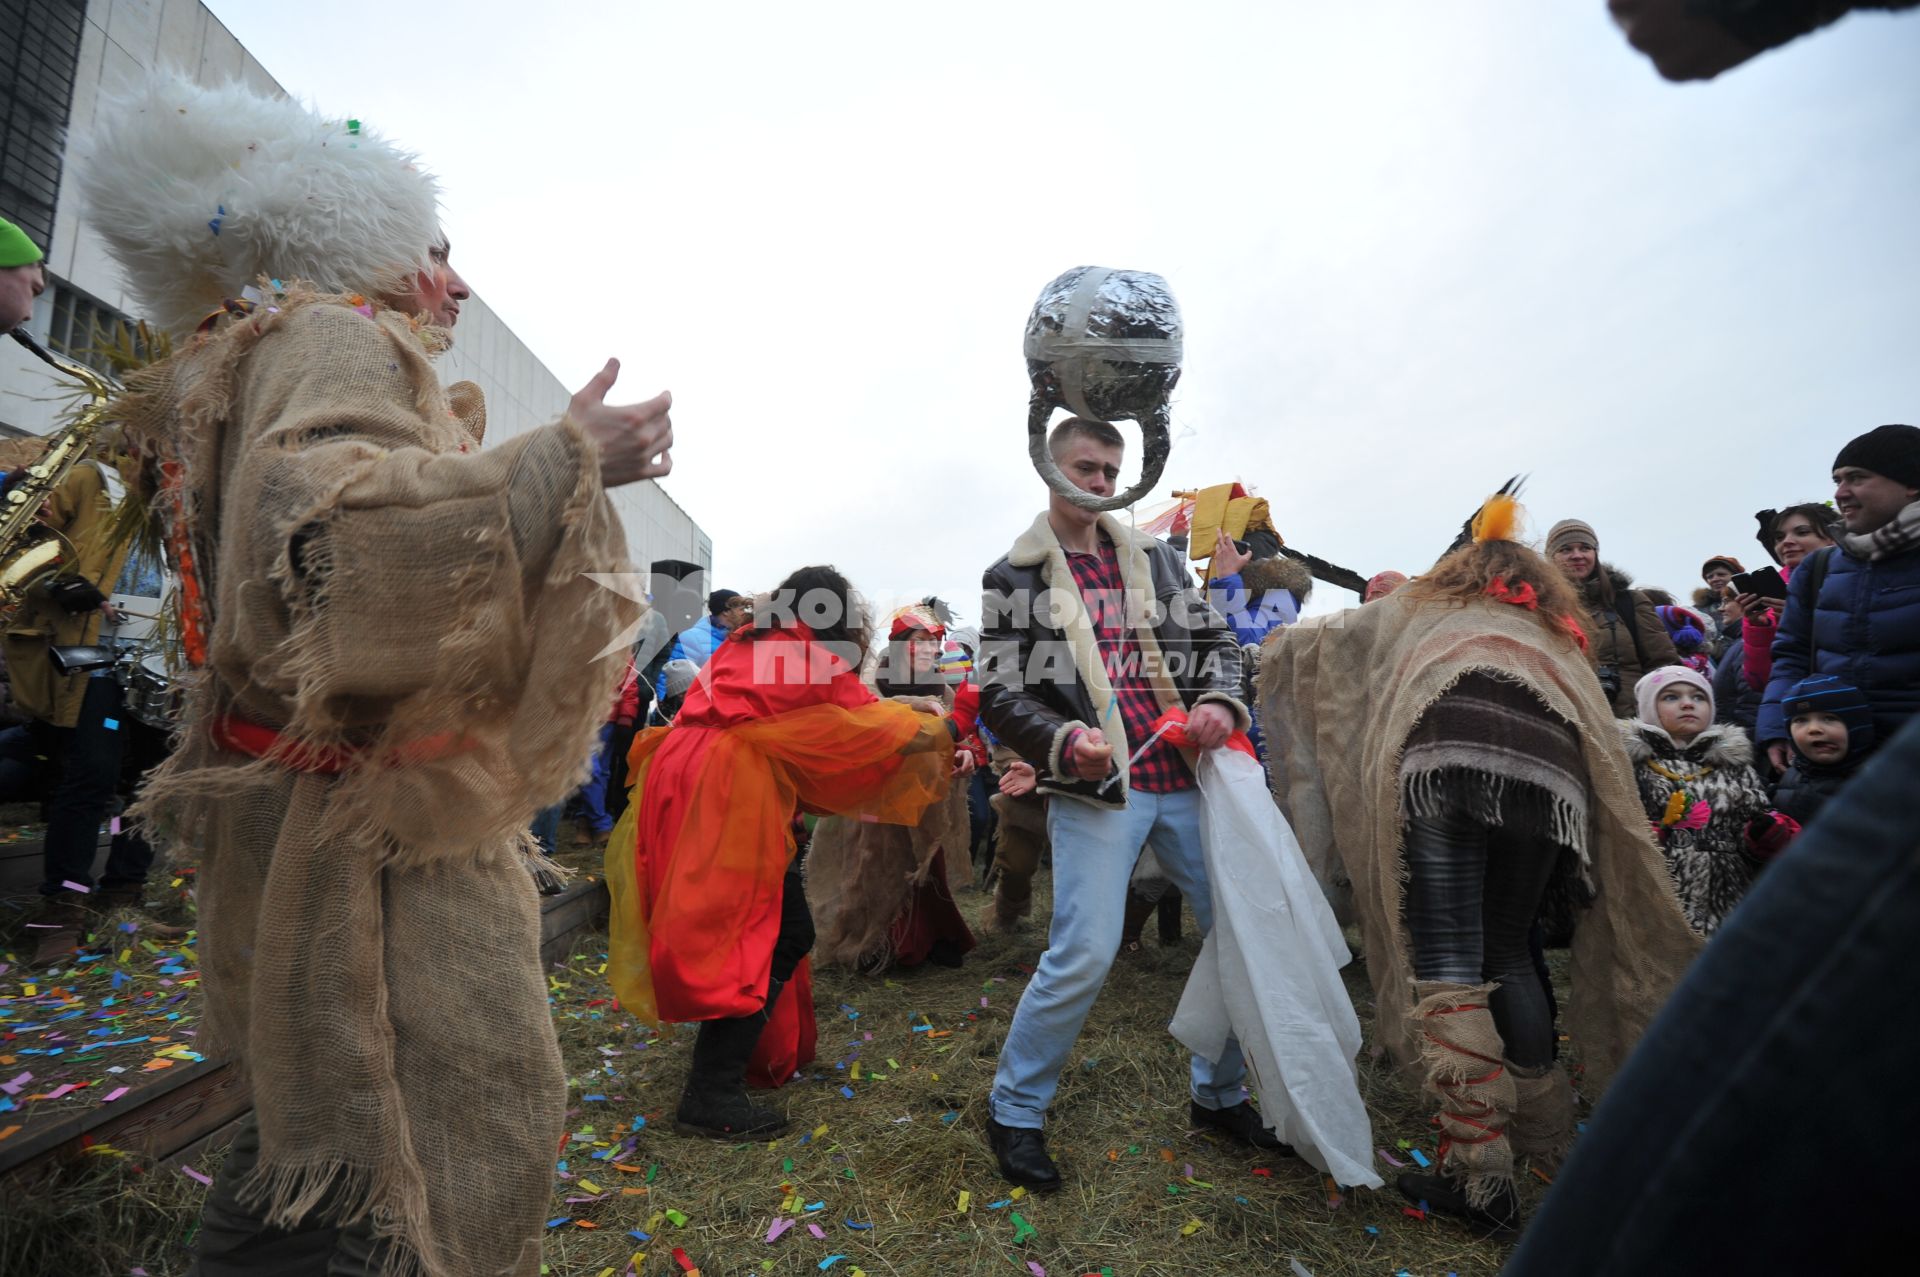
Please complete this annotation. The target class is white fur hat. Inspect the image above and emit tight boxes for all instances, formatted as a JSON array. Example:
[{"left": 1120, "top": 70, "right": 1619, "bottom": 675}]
[{"left": 79, "top": 70, "right": 441, "bottom": 336}]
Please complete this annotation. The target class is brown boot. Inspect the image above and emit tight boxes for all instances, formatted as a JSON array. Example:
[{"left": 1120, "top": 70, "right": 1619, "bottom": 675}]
[{"left": 30, "top": 898, "right": 90, "bottom": 968}]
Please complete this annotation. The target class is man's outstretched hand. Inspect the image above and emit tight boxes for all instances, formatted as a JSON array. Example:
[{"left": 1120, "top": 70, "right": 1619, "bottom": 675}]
[{"left": 570, "top": 358, "right": 673, "bottom": 486}]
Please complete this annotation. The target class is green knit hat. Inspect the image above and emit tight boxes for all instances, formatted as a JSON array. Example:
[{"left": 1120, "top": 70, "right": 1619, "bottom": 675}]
[{"left": 0, "top": 217, "right": 45, "bottom": 269}]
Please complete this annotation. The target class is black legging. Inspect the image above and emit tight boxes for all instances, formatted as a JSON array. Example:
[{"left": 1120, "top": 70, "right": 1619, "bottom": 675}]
[
  {"left": 768, "top": 867, "right": 814, "bottom": 986},
  {"left": 1402, "top": 808, "right": 1561, "bottom": 1069}
]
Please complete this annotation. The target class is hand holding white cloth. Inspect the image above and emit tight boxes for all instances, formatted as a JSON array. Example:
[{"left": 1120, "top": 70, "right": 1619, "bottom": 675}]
[{"left": 1170, "top": 747, "right": 1382, "bottom": 1188}]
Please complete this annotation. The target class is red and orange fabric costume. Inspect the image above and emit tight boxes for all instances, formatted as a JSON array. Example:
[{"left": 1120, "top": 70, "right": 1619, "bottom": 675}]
[{"left": 606, "top": 625, "right": 952, "bottom": 1028}]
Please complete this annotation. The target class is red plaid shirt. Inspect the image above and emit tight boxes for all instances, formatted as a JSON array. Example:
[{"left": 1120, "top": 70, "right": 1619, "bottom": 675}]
[{"left": 1064, "top": 537, "right": 1192, "bottom": 793}]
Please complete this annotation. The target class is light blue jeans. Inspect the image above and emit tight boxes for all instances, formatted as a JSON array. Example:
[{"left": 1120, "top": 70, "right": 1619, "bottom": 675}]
[{"left": 989, "top": 787, "right": 1247, "bottom": 1128}]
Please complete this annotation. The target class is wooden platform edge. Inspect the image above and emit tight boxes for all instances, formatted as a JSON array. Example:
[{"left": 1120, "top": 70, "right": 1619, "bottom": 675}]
[{"left": 3, "top": 880, "right": 611, "bottom": 1182}]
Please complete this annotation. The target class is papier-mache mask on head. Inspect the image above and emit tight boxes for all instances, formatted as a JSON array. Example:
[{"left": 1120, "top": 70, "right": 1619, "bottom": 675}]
[
  {"left": 1024, "top": 265, "right": 1182, "bottom": 512},
  {"left": 79, "top": 69, "right": 442, "bottom": 337}
]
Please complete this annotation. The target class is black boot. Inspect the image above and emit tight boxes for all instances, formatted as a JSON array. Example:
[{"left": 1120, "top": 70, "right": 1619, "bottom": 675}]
[
  {"left": 1190, "top": 1100, "right": 1295, "bottom": 1154},
  {"left": 1397, "top": 1170, "right": 1520, "bottom": 1233},
  {"left": 985, "top": 1118, "right": 1062, "bottom": 1191},
  {"left": 674, "top": 979, "right": 790, "bottom": 1140},
  {"left": 1156, "top": 886, "right": 1184, "bottom": 946}
]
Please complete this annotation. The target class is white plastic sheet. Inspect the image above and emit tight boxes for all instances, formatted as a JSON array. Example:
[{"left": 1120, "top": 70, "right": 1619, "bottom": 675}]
[{"left": 1170, "top": 748, "right": 1382, "bottom": 1188}]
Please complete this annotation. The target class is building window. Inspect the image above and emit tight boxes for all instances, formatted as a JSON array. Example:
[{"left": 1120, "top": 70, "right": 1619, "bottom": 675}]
[
  {"left": 45, "top": 279, "right": 139, "bottom": 375},
  {"left": 0, "top": 0, "right": 86, "bottom": 251}
]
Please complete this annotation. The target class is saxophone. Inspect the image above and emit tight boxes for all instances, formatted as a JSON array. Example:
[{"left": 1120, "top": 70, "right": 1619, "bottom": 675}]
[{"left": 0, "top": 328, "right": 118, "bottom": 623}]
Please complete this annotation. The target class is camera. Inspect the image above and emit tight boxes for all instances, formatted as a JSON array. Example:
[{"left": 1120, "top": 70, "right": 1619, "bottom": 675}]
[{"left": 1596, "top": 663, "right": 1622, "bottom": 702}]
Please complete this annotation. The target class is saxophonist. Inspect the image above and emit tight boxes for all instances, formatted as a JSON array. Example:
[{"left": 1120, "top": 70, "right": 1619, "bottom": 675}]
[
  {"left": 0, "top": 216, "right": 153, "bottom": 966},
  {"left": 0, "top": 215, "right": 45, "bottom": 331}
]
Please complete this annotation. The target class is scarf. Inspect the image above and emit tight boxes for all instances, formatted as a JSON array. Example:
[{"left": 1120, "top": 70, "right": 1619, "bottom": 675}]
[{"left": 1841, "top": 498, "right": 1920, "bottom": 562}]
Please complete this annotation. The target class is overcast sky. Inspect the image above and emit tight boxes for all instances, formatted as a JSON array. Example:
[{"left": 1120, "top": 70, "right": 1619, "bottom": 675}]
[{"left": 208, "top": 1, "right": 1918, "bottom": 624}]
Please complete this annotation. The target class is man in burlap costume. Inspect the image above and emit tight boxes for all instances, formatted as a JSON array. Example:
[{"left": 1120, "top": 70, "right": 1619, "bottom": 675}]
[
  {"left": 1260, "top": 522, "right": 1701, "bottom": 1230},
  {"left": 80, "top": 73, "right": 673, "bottom": 1276}
]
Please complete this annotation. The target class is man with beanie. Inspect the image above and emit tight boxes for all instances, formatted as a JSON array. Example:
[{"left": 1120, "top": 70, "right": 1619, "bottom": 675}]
[
  {"left": 1546, "top": 517, "right": 1679, "bottom": 714},
  {"left": 1760, "top": 424, "right": 1920, "bottom": 770},
  {"left": 0, "top": 216, "right": 47, "bottom": 331},
  {"left": 0, "top": 213, "right": 157, "bottom": 962},
  {"left": 657, "top": 587, "right": 749, "bottom": 699}
]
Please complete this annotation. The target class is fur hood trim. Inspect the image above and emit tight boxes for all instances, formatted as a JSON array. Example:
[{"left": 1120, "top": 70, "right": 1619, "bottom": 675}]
[
  {"left": 1239, "top": 554, "right": 1313, "bottom": 601},
  {"left": 80, "top": 70, "right": 441, "bottom": 337},
  {"left": 1621, "top": 720, "right": 1754, "bottom": 767}
]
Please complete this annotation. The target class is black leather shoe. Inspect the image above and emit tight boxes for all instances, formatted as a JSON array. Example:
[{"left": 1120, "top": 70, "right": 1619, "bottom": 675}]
[
  {"left": 1397, "top": 1170, "right": 1520, "bottom": 1233},
  {"left": 985, "top": 1118, "right": 1063, "bottom": 1191},
  {"left": 1190, "top": 1101, "right": 1296, "bottom": 1155}
]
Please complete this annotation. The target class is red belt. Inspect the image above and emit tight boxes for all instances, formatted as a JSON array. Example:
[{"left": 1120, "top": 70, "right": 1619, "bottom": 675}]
[{"left": 209, "top": 714, "right": 470, "bottom": 774}]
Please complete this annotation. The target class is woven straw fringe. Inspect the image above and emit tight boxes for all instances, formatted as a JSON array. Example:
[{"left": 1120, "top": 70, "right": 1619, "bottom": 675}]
[{"left": 1409, "top": 980, "right": 1516, "bottom": 1209}]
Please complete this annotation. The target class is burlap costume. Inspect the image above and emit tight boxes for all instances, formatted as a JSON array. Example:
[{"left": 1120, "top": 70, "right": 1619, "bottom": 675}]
[
  {"left": 1258, "top": 593, "right": 1701, "bottom": 1101},
  {"left": 807, "top": 686, "right": 973, "bottom": 967},
  {"left": 120, "top": 290, "right": 637, "bottom": 1276}
]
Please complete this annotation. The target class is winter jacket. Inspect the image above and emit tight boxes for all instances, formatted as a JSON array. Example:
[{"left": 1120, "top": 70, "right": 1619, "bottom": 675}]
[
  {"left": 609, "top": 661, "right": 641, "bottom": 727},
  {"left": 1206, "top": 553, "right": 1311, "bottom": 647},
  {"left": 978, "top": 512, "right": 1249, "bottom": 808},
  {"left": 1757, "top": 539, "right": 1920, "bottom": 746},
  {"left": 1622, "top": 721, "right": 1777, "bottom": 936},
  {"left": 1771, "top": 756, "right": 1863, "bottom": 830},
  {"left": 0, "top": 461, "right": 137, "bottom": 728},
  {"left": 1711, "top": 638, "right": 1764, "bottom": 740},
  {"left": 1577, "top": 566, "right": 1681, "bottom": 717},
  {"left": 655, "top": 614, "right": 730, "bottom": 700}
]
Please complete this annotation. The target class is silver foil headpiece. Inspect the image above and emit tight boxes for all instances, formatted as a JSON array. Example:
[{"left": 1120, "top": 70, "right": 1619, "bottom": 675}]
[{"left": 1024, "top": 266, "right": 1181, "bottom": 511}]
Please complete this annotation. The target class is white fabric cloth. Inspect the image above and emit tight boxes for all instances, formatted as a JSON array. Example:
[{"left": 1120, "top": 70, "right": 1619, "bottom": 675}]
[{"left": 1170, "top": 748, "right": 1381, "bottom": 1188}]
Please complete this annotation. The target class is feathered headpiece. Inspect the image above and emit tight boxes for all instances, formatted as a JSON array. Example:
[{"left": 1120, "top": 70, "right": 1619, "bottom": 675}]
[
  {"left": 79, "top": 70, "right": 441, "bottom": 336},
  {"left": 1446, "top": 474, "right": 1527, "bottom": 555}
]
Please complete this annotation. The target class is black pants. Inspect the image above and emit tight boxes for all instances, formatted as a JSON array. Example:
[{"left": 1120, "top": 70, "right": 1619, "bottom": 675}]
[
  {"left": 768, "top": 867, "right": 814, "bottom": 985},
  {"left": 0, "top": 675, "right": 153, "bottom": 896},
  {"left": 1401, "top": 808, "right": 1561, "bottom": 1069}
]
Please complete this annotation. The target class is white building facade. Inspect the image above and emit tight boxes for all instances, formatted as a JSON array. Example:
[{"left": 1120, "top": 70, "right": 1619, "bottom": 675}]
[{"left": 0, "top": 0, "right": 711, "bottom": 574}]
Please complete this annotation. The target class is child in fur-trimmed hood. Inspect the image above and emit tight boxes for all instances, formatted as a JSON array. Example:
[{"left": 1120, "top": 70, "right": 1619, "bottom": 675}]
[{"left": 1622, "top": 666, "right": 1798, "bottom": 936}]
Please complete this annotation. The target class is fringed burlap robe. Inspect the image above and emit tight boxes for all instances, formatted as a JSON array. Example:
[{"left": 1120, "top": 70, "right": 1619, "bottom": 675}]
[
  {"left": 1257, "top": 594, "right": 1702, "bottom": 1100},
  {"left": 808, "top": 689, "right": 971, "bottom": 967},
  {"left": 122, "top": 293, "right": 638, "bottom": 1276}
]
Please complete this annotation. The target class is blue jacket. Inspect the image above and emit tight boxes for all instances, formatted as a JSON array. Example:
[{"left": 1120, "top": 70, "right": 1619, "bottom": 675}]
[
  {"left": 1711, "top": 636, "right": 1763, "bottom": 742},
  {"left": 1758, "top": 542, "right": 1920, "bottom": 744},
  {"left": 1207, "top": 573, "right": 1300, "bottom": 647},
  {"left": 655, "top": 615, "right": 730, "bottom": 700}
]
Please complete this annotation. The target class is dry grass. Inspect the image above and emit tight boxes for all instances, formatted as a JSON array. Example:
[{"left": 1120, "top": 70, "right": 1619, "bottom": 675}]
[{"left": 5, "top": 876, "right": 1551, "bottom": 1276}]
